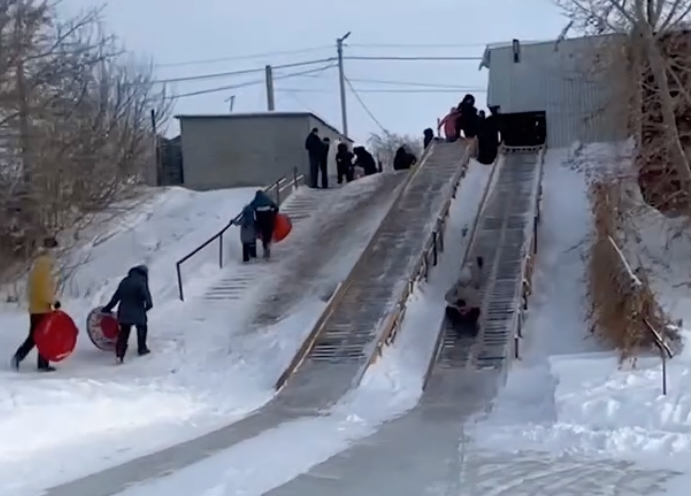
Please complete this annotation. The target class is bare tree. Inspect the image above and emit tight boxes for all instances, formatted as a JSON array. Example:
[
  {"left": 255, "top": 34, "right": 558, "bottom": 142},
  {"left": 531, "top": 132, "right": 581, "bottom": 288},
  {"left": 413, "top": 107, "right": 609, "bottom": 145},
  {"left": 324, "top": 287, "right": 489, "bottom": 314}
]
[
  {"left": 367, "top": 132, "right": 423, "bottom": 171},
  {"left": 554, "top": 0, "right": 691, "bottom": 214},
  {"left": 0, "top": 0, "right": 171, "bottom": 282}
]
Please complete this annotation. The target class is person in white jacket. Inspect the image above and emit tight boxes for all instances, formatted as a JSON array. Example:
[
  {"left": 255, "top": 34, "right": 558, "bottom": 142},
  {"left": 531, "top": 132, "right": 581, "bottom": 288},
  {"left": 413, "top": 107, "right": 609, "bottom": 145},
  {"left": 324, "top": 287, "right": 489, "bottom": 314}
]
[{"left": 444, "top": 256, "right": 484, "bottom": 336}]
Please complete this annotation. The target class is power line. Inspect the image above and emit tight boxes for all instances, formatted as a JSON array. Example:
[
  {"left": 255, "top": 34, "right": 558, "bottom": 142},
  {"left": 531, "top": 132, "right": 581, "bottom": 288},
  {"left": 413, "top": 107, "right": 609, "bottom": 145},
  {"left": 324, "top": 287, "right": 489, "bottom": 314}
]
[
  {"left": 278, "top": 87, "right": 485, "bottom": 94},
  {"left": 335, "top": 77, "right": 480, "bottom": 90},
  {"left": 171, "top": 64, "right": 336, "bottom": 99},
  {"left": 346, "top": 42, "right": 487, "bottom": 48},
  {"left": 345, "top": 55, "right": 482, "bottom": 61},
  {"left": 154, "top": 57, "right": 336, "bottom": 84},
  {"left": 155, "top": 46, "right": 332, "bottom": 68},
  {"left": 343, "top": 76, "right": 386, "bottom": 133}
]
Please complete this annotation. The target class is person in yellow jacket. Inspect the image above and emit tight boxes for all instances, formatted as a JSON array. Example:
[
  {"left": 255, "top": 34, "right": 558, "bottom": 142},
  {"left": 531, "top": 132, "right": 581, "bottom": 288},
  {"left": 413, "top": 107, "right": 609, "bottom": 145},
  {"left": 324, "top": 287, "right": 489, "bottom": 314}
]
[{"left": 12, "top": 236, "right": 61, "bottom": 372}]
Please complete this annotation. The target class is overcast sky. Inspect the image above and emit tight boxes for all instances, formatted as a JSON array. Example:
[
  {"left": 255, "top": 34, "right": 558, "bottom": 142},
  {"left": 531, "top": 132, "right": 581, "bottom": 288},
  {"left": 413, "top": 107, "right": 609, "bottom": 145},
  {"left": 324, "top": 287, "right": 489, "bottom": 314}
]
[{"left": 61, "top": 0, "right": 566, "bottom": 143}]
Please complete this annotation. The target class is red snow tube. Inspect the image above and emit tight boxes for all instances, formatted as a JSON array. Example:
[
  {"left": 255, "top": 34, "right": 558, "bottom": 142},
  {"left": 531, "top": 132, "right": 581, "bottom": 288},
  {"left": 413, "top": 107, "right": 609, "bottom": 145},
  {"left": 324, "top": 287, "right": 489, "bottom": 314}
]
[
  {"left": 273, "top": 213, "right": 292, "bottom": 243},
  {"left": 34, "top": 310, "right": 79, "bottom": 362},
  {"left": 86, "top": 306, "right": 119, "bottom": 351}
]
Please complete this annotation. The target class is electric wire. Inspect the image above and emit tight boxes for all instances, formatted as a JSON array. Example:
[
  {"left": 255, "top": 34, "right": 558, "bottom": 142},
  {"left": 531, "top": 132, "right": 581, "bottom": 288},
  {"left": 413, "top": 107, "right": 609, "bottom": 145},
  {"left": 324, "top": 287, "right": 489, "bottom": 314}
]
[
  {"left": 346, "top": 42, "right": 487, "bottom": 48},
  {"left": 170, "top": 64, "right": 336, "bottom": 99},
  {"left": 277, "top": 87, "right": 485, "bottom": 94},
  {"left": 154, "top": 57, "right": 336, "bottom": 84},
  {"left": 343, "top": 76, "right": 387, "bottom": 133},
  {"left": 156, "top": 46, "right": 333, "bottom": 68},
  {"left": 344, "top": 55, "right": 482, "bottom": 61}
]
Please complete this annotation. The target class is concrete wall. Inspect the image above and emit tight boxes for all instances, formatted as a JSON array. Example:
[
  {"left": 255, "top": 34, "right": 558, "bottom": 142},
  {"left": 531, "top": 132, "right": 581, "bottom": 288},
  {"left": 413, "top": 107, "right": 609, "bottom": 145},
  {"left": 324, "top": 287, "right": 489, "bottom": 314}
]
[
  {"left": 484, "top": 35, "right": 629, "bottom": 148},
  {"left": 179, "top": 114, "right": 310, "bottom": 191}
]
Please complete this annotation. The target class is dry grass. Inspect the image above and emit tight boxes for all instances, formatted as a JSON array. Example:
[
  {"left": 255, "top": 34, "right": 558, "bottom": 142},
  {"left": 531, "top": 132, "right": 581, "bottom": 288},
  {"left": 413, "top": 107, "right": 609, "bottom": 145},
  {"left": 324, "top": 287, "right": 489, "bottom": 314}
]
[{"left": 587, "top": 179, "right": 680, "bottom": 360}]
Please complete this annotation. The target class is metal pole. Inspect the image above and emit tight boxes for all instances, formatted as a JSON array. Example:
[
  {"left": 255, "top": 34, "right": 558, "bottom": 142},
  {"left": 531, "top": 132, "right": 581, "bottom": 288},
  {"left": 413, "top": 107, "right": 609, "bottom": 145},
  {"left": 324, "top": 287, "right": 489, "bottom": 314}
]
[
  {"left": 265, "top": 65, "right": 275, "bottom": 111},
  {"left": 337, "top": 32, "right": 351, "bottom": 136}
]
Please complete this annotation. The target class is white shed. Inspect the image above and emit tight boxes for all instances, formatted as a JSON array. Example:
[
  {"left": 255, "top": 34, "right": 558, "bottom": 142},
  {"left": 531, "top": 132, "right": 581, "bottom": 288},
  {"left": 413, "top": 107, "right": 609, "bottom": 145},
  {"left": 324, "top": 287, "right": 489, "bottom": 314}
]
[{"left": 480, "top": 34, "right": 629, "bottom": 148}]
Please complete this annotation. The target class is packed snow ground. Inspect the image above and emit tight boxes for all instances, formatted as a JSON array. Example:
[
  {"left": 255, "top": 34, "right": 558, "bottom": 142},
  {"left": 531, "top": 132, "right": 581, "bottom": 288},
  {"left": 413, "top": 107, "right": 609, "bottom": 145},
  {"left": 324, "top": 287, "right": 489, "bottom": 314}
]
[
  {"left": 0, "top": 175, "right": 397, "bottom": 495},
  {"left": 114, "top": 160, "right": 495, "bottom": 496},
  {"left": 472, "top": 143, "right": 690, "bottom": 494}
]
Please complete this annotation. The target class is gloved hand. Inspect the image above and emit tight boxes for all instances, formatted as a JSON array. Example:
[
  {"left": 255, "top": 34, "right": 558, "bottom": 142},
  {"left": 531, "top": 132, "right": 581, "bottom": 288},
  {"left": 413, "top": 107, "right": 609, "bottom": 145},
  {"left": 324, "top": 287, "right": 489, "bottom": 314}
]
[{"left": 53, "top": 301, "right": 61, "bottom": 310}]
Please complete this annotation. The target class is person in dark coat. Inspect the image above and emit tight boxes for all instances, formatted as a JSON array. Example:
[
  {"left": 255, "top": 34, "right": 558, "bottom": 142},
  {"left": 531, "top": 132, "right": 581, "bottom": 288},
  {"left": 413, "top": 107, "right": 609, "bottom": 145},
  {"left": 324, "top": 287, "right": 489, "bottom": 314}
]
[
  {"left": 392, "top": 146, "right": 417, "bottom": 171},
  {"left": 320, "top": 137, "right": 330, "bottom": 188},
  {"left": 423, "top": 128, "right": 434, "bottom": 149},
  {"left": 249, "top": 189, "right": 279, "bottom": 259},
  {"left": 102, "top": 265, "right": 153, "bottom": 363},
  {"left": 233, "top": 204, "right": 257, "bottom": 262},
  {"left": 477, "top": 109, "right": 500, "bottom": 165},
  {"left": 304, "top": 128, "right": 325, "bottom": 188},
  {"left": 335, "top": 142, "right": 355, "bottom": 184},
  {"left": 353, "top": 146, "right": 378, "bottom": 176},
  {"left": 456, "top": 94, "right": 479, "bottom": 139}
]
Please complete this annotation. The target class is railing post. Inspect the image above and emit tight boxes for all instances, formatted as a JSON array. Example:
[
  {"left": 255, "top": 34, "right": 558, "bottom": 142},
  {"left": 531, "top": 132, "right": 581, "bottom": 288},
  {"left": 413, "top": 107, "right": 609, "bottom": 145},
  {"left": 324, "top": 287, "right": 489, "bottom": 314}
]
[
  {"left": 293, "top": 167, "right": 298, "bottom": 189},
  {"left": 533, "top": 215, "right": 538, "bottom": 254},
  {"left": 661, "top": 345, "right": 667, "bottom": 395},
  {"left": 432, "top": 231, "right": 438, "bottom": 266},
  {"left": 276, "top": 184, "right": 281, "bottom": 205},
  {"left": 176, "top": 263, "right": 184, "bottom": 301},
  {"left": 219, "top": 233, "right": 224, "bottom": 268}
]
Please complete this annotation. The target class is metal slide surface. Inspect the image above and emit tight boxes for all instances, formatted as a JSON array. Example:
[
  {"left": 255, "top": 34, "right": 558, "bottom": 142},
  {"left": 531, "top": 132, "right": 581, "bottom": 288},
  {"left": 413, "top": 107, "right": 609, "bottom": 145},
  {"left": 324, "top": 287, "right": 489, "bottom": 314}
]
[
  {"left": 45, "top": 142, "right": 467, "bottom": 496},
  {"left": 263, "top": 149, "right": 675, "bottom": 496},
  {"left": 263, "top": 149, "right": 545, "bottom": 496}
]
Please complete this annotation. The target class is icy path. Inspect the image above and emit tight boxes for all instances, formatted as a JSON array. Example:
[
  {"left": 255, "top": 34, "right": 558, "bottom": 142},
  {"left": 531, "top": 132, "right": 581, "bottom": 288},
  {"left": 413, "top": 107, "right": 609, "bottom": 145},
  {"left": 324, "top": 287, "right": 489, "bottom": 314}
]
[
  {"left": 103, "top": 159, "right": 495, "bottom": 496},
  {"left": 0, "top": 174, "right": 403, "bottom": 496}
]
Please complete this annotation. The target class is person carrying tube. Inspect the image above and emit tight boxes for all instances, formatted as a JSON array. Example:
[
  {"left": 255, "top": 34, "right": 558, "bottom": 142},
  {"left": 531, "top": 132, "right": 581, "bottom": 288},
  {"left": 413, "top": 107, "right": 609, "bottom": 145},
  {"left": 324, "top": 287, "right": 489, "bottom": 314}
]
[
  {"left": 249, "top": 189, "right": 279, "bottom": 260},
  {"left": 101, "top": 265, "right": 153, "bottom": 364},
  {"left": 12, "top": 236, "right": 61, "bottom": 372}
]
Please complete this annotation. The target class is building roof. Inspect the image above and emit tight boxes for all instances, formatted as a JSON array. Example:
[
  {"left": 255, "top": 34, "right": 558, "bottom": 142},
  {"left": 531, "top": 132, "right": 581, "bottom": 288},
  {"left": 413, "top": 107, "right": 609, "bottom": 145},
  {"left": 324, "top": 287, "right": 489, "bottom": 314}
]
[{"left": 175, "top": 111, "right": 352, "bottom": 142}]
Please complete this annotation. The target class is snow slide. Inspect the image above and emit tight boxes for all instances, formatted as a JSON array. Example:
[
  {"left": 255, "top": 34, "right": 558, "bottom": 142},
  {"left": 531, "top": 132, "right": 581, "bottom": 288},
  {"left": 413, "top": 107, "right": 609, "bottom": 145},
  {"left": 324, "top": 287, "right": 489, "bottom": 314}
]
[
  {"left": 471, "top": 143, "right": 690, "bottom": 495},
  {"left": 0, "top": 174, "right": 403, "bottom": 496}
]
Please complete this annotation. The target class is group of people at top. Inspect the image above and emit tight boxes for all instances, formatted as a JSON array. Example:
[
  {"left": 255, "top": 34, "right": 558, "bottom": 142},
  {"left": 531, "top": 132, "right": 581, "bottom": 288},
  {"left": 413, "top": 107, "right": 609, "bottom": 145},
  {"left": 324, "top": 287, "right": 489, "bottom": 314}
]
[
  {"left": 423, "top": 94, "right": 501, "bottom": 165},
  {"left": 304, "top": 127, "right": 379, "bottom": 189}
]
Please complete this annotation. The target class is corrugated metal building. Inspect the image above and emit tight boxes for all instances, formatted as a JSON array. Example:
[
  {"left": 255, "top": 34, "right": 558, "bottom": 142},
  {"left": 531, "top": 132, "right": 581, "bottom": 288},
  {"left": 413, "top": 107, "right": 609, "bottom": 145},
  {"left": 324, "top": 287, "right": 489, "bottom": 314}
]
[
  {"left": 176, "top": 112, "right": 350, "bottom": 191},
  {"left": 480, "top": 34, "right": 630, "bottom": 148}
]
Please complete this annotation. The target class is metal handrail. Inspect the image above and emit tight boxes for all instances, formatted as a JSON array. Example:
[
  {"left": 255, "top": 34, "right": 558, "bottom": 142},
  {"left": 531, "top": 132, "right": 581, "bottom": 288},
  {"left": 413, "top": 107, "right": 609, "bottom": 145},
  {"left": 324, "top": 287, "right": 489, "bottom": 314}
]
[
  {"left": 509, "top": 146, "right": 545, "bottom": 363},
  {"left": 175, "top": 167, "right": 306, "bottom": 301}
]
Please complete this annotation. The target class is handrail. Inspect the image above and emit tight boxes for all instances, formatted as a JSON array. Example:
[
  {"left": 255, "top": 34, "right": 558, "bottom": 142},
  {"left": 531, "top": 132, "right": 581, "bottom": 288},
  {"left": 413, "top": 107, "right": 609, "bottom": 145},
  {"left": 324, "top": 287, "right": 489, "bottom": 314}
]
[
  {"left": 607, "top": 235, "right": 674, "bottom": 395},
  {"left": 274, "top": 139, "right": 441, "bottom": 390},
  {"left": 363, "top": 140, "right": 476, "bottom": 371},
  {"left": 175, "top": 167, "right": 306, "bottom": 301},
  {"left": 509, "top": 145, "right": 545, "bottom": 364}
]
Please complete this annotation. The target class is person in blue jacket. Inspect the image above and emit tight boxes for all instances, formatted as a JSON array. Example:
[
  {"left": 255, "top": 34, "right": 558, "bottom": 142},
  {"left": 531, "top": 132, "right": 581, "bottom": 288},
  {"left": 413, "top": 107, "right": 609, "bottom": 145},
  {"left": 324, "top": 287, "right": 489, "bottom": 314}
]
[
  {"left": 102, "top": 265, "right": 153, "bottom": 363},
  {"left": 233, "top": 204, "right": 257, "bottom": 262},
  {"left": 249, "top": 190, "right": 279, "bottom": 259}
]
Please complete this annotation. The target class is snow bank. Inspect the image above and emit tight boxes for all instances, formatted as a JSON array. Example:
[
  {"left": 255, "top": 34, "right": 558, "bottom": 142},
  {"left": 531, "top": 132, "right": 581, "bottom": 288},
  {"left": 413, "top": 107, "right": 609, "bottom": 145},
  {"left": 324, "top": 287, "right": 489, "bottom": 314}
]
[
  {"left": 114, "top": 160, "right": 495, "bottom": 496},
  {"left": 473, "top": 143, "right": 690, "bottom": 493}
]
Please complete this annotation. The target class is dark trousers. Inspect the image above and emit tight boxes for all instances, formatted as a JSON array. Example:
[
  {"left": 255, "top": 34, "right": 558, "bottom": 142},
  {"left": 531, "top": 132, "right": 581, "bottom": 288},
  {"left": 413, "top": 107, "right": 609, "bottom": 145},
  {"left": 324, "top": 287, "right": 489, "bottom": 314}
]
[
  {"left": 337, "top": 165, "right": 354, "bottom": 184},
  {"left": 308, "top": 155, "right": 320, "bottom": 188},
  {"left": 319, "top": 160, "right": 328, "bottom": 188},
  {"left": 116, "top": 323, "right": 148, "bottom": 359},
  {"left": 445, "top": 306, "right": 480, "bottom": 336},
  {"left": 15, "top": 313, "right": 51, "bottom": 369},
  {"left": 242, "top": 242, "right": 257, "bottom": 262},
  {"left": 255, "top": 210, "right": 276, "bottom": 253}
]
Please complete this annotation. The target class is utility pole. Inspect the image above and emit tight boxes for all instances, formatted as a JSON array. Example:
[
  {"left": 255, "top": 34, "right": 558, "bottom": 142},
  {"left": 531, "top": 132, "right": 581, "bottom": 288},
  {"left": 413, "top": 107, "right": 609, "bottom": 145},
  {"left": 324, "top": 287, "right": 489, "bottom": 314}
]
[
  {"left": 265, "top": 65, "right": 275, "bottom": 111},
  {"left": 337, "top": 31, "right": 351, "bottom": 137},
  {"left": 228, "top": 95, "right": 236, "bottom": 112}
]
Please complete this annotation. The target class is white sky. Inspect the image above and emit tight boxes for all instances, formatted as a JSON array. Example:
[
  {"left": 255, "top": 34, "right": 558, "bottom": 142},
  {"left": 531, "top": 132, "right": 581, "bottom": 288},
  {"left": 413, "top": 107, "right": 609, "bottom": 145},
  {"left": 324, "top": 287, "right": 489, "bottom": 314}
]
[{"left": 61, "top": 0, "right": 567, "bottom": 143}]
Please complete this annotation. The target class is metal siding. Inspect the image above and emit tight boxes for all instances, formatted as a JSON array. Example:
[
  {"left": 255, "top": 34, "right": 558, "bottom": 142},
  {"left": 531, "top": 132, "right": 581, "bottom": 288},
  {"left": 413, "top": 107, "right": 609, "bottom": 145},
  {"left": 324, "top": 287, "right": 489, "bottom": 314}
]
[
  {"left": 180, "top": 115, "right": 309, "bottom": 191},
  {"left": 487, "top": 37, "right": 628, "bottom": 148}
]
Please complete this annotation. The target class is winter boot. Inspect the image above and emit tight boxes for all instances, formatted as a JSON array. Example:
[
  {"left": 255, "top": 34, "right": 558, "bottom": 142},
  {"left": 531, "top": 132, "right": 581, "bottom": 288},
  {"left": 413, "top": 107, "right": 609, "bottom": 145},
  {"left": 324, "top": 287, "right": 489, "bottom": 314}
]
[{"left": 37, "top": 365, "right": 56, "bottom": 372}]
